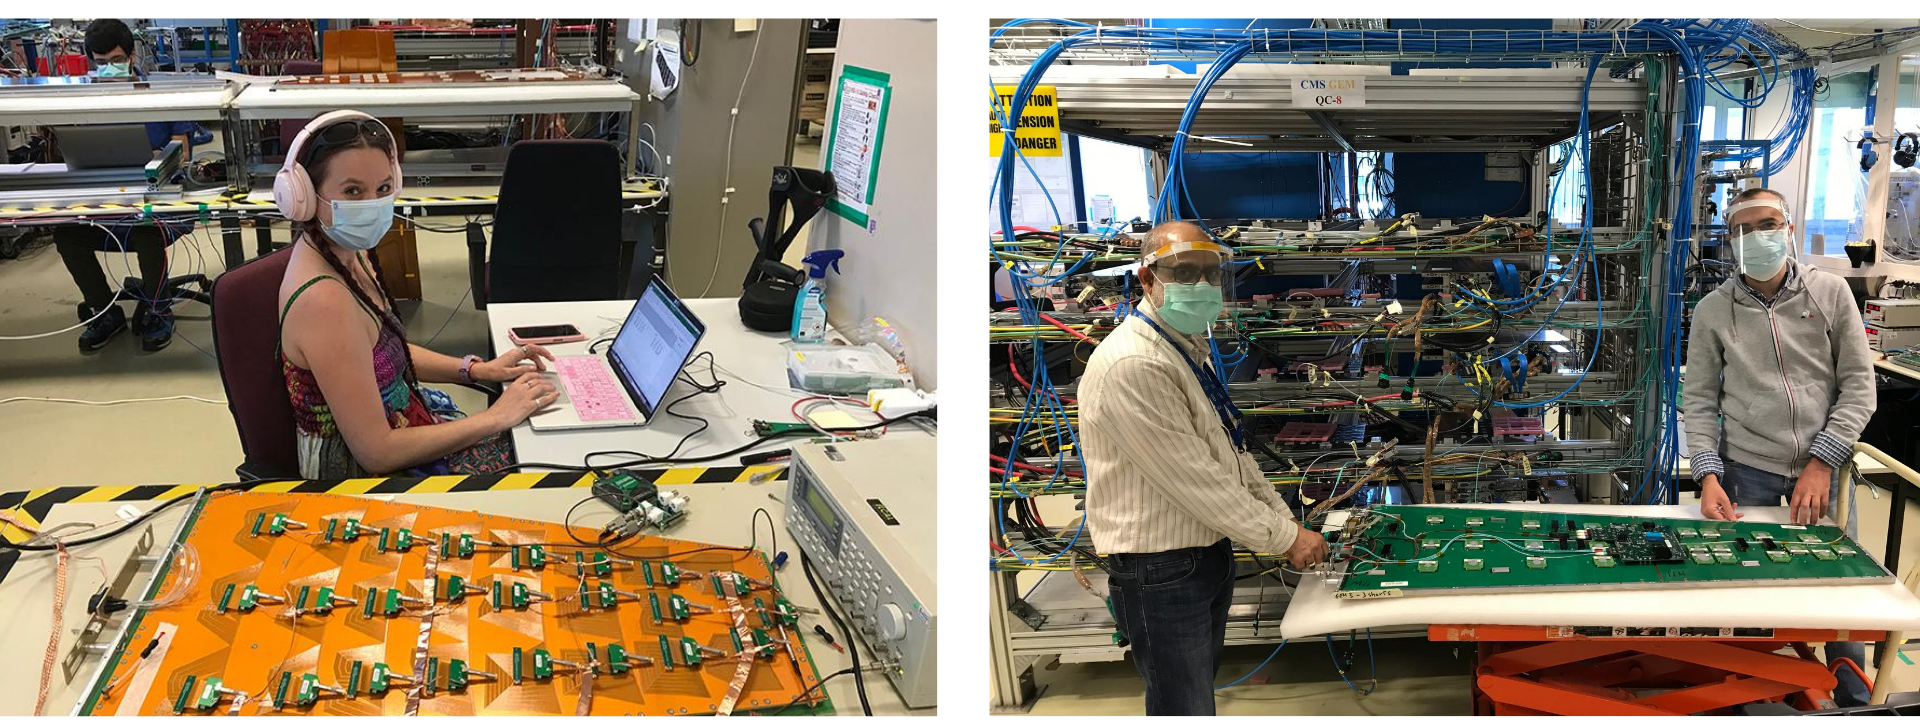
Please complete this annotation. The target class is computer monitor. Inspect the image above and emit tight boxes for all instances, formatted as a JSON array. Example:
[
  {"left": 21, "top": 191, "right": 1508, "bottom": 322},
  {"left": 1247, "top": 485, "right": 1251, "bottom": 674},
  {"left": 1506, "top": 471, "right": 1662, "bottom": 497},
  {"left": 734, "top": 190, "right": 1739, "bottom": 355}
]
[{"left": 608, "top": 277, "right": 706, "bottom": 419}]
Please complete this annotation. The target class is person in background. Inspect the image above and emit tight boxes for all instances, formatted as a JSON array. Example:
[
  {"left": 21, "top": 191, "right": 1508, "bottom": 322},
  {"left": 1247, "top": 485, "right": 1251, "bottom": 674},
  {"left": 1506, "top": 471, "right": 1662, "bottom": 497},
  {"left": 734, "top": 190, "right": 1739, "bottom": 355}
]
[
  {"left": 1079, "top": 221, "right": 1328, "bottom": 715},
  {"left": 1684, "top": 186, "right": 1877, "bottom": 708},
  {"left": 275, "top": 111, "right": 557, "bottom": 479},
  {"left": 54, "top": 18, "right": 198, "bottom": 352}
]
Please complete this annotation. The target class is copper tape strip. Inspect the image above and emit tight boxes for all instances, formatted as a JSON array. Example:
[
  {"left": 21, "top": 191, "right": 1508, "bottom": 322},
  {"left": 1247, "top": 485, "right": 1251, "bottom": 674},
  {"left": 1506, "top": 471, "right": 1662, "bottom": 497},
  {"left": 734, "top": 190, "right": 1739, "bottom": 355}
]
[
  {"left": 405, "top": 546, "right": 442, "bottom": 716},
  {"left": 715, "top": 593, "right": 757, "bottom": 716}
]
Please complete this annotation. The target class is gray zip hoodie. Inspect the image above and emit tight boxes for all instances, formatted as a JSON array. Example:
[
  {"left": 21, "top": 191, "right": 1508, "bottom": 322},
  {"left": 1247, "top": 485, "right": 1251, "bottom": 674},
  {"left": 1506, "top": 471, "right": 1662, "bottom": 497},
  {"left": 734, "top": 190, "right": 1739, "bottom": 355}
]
[{"left": 1682, "top": 257, "right": 1876, "bottom": 480}]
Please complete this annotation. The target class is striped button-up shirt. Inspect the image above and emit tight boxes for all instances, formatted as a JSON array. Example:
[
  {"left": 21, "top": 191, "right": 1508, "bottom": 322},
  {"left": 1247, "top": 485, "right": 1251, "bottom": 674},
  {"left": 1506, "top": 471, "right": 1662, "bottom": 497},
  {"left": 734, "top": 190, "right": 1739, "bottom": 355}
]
[{"left": 1080, "top": 300, "right": 1301, "bottom": 556}]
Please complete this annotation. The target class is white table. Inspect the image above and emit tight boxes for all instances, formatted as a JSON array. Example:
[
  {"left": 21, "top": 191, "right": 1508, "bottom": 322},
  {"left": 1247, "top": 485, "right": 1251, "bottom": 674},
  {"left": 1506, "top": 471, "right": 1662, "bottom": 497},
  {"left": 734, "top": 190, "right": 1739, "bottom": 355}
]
[
  {"left": 487, "top": 298, "right": 925, "bottom": 470},
  {"left": 1281, "top": 503, "right": 1920, "bottom": 640},
  {"left": 0, "top": 481, "right": 932, "bottom": 716}
]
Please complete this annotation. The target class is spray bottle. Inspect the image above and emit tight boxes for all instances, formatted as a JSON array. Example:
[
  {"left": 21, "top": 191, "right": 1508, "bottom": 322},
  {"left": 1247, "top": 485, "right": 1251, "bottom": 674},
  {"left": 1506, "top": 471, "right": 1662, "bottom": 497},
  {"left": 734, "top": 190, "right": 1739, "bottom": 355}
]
[{"left": 791, "top": 250, "right": 845, "bottom": 342}]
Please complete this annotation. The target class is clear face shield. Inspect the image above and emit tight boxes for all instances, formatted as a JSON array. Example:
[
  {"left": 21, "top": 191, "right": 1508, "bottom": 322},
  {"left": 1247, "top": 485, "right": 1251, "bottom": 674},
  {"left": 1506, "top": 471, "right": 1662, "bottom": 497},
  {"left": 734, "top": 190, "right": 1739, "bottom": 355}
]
[
  {"left": 1141, "top": 242, "right": 1236, "bottom": 336},
  {"left": 1725, "top": 197, "right": 1794, "bottom": 280}
]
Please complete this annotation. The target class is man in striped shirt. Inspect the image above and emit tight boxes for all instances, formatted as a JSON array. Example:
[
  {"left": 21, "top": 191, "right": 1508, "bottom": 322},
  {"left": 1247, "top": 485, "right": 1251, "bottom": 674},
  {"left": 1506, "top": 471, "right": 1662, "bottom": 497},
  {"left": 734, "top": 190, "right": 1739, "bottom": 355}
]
[{"left": 1081, "top": 221, "right": 1327, "bottom": 715}]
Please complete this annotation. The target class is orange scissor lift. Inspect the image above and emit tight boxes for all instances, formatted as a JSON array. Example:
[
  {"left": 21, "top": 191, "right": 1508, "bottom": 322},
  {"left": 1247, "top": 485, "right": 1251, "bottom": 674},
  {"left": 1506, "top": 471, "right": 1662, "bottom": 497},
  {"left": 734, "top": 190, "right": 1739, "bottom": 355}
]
[{"left": 1432, "top": 624, "right": 1879, "bottom": 715}]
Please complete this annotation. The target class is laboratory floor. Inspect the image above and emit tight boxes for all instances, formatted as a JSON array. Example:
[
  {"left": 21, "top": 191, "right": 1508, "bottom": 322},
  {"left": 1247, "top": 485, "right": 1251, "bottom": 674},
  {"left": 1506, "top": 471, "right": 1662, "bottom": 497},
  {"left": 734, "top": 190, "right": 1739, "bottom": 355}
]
[
  {"left": 1012, "top": 486, "right": 1920, "bottom": 716},
  {"left": 0, "top": 224, "right": 491, "bottom": 492}
]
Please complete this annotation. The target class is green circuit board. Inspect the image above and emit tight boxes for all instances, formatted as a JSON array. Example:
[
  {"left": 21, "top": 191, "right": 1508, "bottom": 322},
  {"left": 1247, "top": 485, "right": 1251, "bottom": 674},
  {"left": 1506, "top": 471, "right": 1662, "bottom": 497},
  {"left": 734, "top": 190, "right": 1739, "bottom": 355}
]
[{"left": 1333, "top": 506, "right": 1891, "bottom": 598}]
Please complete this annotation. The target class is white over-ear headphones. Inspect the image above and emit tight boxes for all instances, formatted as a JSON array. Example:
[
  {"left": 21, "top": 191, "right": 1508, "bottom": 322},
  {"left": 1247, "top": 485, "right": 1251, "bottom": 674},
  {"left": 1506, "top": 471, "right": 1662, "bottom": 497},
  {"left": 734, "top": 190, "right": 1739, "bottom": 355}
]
[{"left": 272, "top": 110, "right": 404, "bottom": 222}]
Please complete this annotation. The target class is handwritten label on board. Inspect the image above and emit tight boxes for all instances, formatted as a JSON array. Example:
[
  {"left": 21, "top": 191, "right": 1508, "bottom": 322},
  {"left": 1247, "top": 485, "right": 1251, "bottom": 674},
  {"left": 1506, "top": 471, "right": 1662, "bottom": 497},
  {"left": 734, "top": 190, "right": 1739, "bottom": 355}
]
[
  {"left": 1333, "top": 587, "right": 1405, "bottom": 600},
  {"left": 1291, "top": 77, "right": 1366, "bottom": 109}
]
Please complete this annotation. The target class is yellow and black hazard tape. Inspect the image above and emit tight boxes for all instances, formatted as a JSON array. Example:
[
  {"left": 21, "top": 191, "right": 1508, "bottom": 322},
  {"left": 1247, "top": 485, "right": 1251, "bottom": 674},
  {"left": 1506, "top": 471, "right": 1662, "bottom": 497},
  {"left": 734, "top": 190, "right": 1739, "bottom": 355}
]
[
  {"left": 2, "top": 184, "right": 659, "bottom": 219},
  {"left": 0, "top": 463, "right": 784, "bottom": 546}
]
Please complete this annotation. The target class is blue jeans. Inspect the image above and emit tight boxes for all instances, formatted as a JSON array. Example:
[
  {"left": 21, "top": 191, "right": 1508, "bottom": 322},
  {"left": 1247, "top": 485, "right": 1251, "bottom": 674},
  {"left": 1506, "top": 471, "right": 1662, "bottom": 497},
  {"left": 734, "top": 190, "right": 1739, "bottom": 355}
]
[
  {"left": 1106, "top": 538, "right": 1234, "bottom": 715},
  {"left": 1720, "top": 460, "right": 1871, "bottom": 708}
]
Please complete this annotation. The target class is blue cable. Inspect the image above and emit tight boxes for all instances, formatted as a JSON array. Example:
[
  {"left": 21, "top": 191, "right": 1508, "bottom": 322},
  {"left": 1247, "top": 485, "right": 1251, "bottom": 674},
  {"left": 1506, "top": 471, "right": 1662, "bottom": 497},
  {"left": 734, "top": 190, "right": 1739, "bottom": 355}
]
[{"left": 1215, "top": 641, "right": 1287, "bottom": 690}]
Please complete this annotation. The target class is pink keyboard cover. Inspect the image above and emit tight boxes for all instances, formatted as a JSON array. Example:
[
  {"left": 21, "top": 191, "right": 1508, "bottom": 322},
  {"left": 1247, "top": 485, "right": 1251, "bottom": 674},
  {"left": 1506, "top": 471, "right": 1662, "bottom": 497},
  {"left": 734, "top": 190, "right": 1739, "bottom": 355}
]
[{"left": 554, "top": 356, "right": 637, "bottom": 422}]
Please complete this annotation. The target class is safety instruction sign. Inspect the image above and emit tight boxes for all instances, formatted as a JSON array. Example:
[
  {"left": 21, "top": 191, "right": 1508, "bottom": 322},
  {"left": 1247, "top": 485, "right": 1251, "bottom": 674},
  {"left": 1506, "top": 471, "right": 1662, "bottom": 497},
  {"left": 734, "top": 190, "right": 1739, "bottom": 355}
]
[
  {"left": 825, "top": 65, "right": 892, "bottom": 228},
  {"left": 990, "top": 84, "right": 1064, "bottom": 157}
]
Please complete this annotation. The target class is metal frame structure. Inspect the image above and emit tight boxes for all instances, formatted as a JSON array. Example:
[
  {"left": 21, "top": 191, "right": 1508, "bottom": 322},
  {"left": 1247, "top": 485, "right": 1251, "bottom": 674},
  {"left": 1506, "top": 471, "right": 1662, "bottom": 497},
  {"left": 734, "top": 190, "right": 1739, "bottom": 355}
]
[{"left": 987, "top": 29, "right": 1671, "bottom": 710}]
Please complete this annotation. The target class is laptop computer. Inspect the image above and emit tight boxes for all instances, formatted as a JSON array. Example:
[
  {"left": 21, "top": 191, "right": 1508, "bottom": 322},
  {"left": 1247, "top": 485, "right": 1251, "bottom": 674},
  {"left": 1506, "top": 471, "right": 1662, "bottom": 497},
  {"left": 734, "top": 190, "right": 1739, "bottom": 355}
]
[
  {"left": 57, "top": 125, "right": 156, "bottom": 170},
  {"left": 529, "top": 277, "right": 707, "bottom": 431}
]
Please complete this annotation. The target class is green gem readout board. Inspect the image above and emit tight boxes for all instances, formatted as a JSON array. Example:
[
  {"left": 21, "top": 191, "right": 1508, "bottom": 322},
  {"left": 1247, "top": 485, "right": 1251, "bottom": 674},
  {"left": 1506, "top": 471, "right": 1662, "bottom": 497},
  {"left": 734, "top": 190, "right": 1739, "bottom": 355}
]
[{"left": 1333, "top": 506, "right": 1891, "bottom": 598}]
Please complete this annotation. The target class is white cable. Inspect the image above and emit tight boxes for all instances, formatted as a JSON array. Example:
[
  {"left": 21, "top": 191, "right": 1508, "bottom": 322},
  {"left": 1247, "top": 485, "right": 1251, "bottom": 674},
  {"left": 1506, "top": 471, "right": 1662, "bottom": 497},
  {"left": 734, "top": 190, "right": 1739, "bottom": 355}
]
[
  {"left": 0, "top": 220, "right": 132, "bottom": 341},
  {"left": 0, "top": 395, "right": 227, "bottom": 406},
  {"left": 694, "top": 21, "right": 767, "bottom": 298}
]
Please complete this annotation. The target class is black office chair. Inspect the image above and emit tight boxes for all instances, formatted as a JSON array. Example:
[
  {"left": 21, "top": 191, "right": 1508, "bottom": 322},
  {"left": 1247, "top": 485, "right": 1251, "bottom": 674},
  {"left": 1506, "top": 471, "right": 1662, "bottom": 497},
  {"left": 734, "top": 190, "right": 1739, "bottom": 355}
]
[{"left": 469, "top": 140, "right": 639, "bottom": 309}]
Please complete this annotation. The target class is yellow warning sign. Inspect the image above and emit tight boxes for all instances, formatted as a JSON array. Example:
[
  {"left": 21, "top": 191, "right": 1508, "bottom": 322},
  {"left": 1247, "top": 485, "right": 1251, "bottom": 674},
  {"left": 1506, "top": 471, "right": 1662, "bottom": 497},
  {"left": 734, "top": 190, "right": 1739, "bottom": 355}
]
[{"left": 990, "top": 84, "right": 1063, "bottom": 157}]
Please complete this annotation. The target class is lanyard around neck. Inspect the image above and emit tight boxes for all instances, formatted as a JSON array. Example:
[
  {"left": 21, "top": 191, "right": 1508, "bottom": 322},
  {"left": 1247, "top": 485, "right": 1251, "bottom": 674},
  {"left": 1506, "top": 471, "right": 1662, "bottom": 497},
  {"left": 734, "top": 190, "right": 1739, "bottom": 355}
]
[{"left": 1132, "top": 310, "right": 1246, "bottom": 449}]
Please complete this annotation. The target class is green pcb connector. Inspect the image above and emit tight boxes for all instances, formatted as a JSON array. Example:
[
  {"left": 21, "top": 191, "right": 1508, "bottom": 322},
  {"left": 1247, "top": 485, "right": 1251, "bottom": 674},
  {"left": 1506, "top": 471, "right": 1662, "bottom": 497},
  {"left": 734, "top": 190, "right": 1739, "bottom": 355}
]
[
  {"left": 578, "top": 581, "right": 619, "bottom": 610},
  {"left": 1425, "top": 515, "right": 1445, "bottom": 525},
  {"left": 1521, "top": 520, "right": 1540, "bottom": 530},
  {"left": 1526, "top": 556, "right": 1547, "bottom": 569},
  {"left": 377, "top": 527, "right": 414, "bottom": 553},
  {"left": 732, "top": 573, "right": 759, "bottom": 597},
  {"left": 423, "top": 658, "right": 438, "bottom": 695},
  {"left": 660, "top": 561, "right": 681, "bottom": 585},
  {"left": 295, "top": 585, "right": 342, "bottom": 613},
  {"left": 751, "top": 629, "right": 777, "bottom": 659},
  {"left": 1677, "top": 527, "right": 1698, "bottom": 538},
  {"left": 680, "top": 636, "right": 704, "bottom": 666},
  {"left": 1837, "top": 546, "right": 1859, "bottom": 556},
  {"left": 658, "top": 636, "right": 677, "bottom": 670},
  {"left": 1593, "top": 556, "right": 1617, "bottom": 568},
  {"left": 669, "top": 593, "right": 694, "bottom": 621},
  {"left": 730, "top": 629, "right": 744, "bottom": 654},
  {"left": 511, "top": 647, "right": 525, "bottom": 684},
  {"left": 710, "top": 573, "right": 729, "bottom": 597},
  {"left": 1691, "top": 553, "right": 1715, "bottom": 565},
  {"left": 649, "top": 592, "right": 665, "bottom": 623},
  {"left": 576, "top": 552, "right": 614, "bottom": 578},
  {"left": 532, "top": 648, "right": 554, "bottom": 681},
  {"left": 323, "top": 517, "right": 361, "bottom": 542},
  {"left": 640, "top": 561, "right": 655, "bottom": 587},
  {"left": 492, "top": 580, "right": 543, "bottom": 610},
  {"left": 1767, "top": 550, "right": 1792, "bottom": 563},
  {"left": 348, "top": 661, "right": 364, "bottom": 698},
  {"left": 217, "top": 583, "right": 270, "bottom": 613},
  {"left": 439, "top": 533, "right": 475, "bottom": 559},
  {"left": 605, "top": 643, "right": 635, "bottom": 674},
  {"left": 191, "top": 676, "right": 226, "bottom": 710},
  {"left": 773, "top": 598, "right": 800, "bottom": 627},
  {"left": 369, "top": 663, "right": 392, "bottom": 695},
  {"left": 511, "top": 544, "right": 547, "bottom": 570},
  {"left": 755, "top": 597, "right": 775, "bottom": 629},
  {"left": 752, "top": 420, "right": 816, "bottom": 436},
  {"left": 252, "top": 512, "right": 295, "bottom": 536},
  {"left": 446, "top": 658, "right": 495, "bottom": 691},
  {"left": 1700, "top": 529, "right": 1721, "bottom": 539},
  {"left": 1416, "top": 560, "right": 1439, "bottom": 573},
  {"left": 1462, "top": 558, "right": 1485, "bottom": 571},
  {"left": 1813, "top": 549, "right": 1838, "bottom": 561},
  {"left": 173, "top": 675, "right": 199, "bottom": 714},
  {"left": 1714, "top": 552, "right": 1738, "bottom": 564}
]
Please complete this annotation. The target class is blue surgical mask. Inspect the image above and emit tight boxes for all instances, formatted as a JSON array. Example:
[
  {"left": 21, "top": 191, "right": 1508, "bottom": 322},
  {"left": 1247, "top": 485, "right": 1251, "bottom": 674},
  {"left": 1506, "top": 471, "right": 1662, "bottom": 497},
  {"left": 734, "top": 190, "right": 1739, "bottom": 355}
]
[
  {"left": 1158, "top": 282, "right": 1224, "bottom": 335},
  {"left": 94, "top": 62, "right": 131, "bottom": 78},
  {"left": 323, "top": 195, "right": 397, "bottom": 251},
  {"left": 1737, "top": 228, "right": 1791, "bottom": 281}
]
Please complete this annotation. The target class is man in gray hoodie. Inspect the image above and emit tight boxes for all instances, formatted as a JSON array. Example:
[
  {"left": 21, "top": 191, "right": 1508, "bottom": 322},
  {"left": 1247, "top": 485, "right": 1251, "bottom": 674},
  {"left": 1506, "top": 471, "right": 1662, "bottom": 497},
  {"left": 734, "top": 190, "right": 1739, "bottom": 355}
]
[{"left": 1682, "top": 186, "right": 1877, "bottom": 707}]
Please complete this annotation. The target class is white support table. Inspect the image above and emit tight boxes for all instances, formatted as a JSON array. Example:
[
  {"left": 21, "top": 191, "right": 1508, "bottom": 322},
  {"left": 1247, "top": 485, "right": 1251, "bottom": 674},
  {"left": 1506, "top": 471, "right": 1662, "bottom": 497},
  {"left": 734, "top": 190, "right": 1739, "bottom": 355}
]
[
  {"left": 1281, "top": 503, "right": 1920, "bottom": 640},
  {"left": 489, "top": 298, "right": 927, "bottom": 470},
  {"left": 0, "top": 482, "right": 932, "bottom": 716}
]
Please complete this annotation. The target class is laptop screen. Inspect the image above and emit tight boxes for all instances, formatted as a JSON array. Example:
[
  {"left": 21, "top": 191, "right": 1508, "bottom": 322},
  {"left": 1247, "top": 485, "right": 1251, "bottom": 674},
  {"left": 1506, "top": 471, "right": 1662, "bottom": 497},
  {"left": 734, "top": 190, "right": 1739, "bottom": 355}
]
[{"left": 608, "top": 279, "right": 705, "bottom": 417}]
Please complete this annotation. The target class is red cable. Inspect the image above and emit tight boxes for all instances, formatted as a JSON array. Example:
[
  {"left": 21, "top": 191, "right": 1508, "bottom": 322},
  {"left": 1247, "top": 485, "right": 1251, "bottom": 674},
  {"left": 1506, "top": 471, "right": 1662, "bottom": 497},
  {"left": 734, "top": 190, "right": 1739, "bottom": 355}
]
[
  {"left": 1037, "top": 312, "right": 1097, "bottom": 344},
  {"left": 989, "top": 454, "right": 1060, "bottom": 476},
  {"left": 1008, "top": 357, "right": 1077, "bottom": 405}
]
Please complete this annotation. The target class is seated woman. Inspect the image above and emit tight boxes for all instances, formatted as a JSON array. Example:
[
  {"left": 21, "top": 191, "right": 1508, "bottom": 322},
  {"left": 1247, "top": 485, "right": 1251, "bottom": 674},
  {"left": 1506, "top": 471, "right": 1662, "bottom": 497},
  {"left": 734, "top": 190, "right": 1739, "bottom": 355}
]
[{"left": 275, "top": 111, "right": 557, "bottom": 479}]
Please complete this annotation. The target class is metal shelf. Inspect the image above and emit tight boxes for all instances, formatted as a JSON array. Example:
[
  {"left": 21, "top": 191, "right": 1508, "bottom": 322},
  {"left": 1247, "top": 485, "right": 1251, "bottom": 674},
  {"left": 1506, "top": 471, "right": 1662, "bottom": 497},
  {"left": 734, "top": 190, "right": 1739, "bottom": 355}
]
[{"left": 991, "top": 74, "right": 1647, "bottom": 152}]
